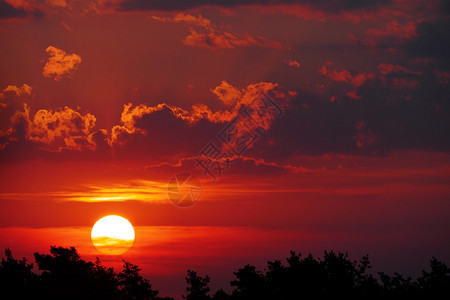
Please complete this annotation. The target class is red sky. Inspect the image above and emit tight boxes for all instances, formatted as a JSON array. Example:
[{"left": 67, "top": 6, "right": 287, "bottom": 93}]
[{"left": 1, "top": 0, "right": 449, "bottom": 298}]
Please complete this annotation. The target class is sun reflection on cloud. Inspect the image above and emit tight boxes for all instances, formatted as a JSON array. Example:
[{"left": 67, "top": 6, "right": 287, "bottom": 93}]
[
  {"left": 64, "top": 180, "right": 169, "bottom": 203},
  {"left": 0, "top": 180, "right": 169, "bottom": 203}
]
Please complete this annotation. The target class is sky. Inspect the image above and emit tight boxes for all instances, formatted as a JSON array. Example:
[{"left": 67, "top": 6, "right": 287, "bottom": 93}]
[{"left": 0, "top": 0, "right": 449, "bottom": 298}]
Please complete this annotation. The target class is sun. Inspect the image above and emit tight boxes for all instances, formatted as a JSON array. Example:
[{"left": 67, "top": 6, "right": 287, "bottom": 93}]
[{"left": 91, "top": 215, "right": 135, "bottom": 255}]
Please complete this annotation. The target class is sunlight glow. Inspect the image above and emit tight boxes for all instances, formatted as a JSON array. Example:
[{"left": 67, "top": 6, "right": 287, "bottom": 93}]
[{"left": 91, "top": 215, "right": 135, "bottom": 255}]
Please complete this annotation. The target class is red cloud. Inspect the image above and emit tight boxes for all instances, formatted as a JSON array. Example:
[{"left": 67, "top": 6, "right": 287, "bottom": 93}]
[
  {"left": 261, "top": 4, "right": 366, "bottom": 22},
  {"left": 7, "top": 104, "right": 98, "bottom": 151},
  {"left": 43, "top": 46, "right": 82, "bottom": 81},
  {"left": 251, "top": 2, "right": 411, "bottom": 23},
  {"left": 0, "top": 84, "right": 32, "bottom": 109},
  {"left": 2, "top": 84, "right": 32, "bottom": 96},
  {"left": 210, "top": 81, "right": 242, "bottom": 106},
  {"left": 346, "top": 90, "right": 360, "bottom": 100},
  {"left": 109, "top": 81, "right": 283, "bottom": 147},
  {"left": 364, "top": 20, "right": 418, "bottom": 47},
  {"left": 285, "top": 59, "right": 301, "bottom": 68},
  {"left": 320, "top": 62, "right": 423, "bottom": 101},
  {"left": 152, "top": 13, "right": 211, "bottom": 28},
  {"left": 391, "top": 78, "right": 419, "bottom": 89},
  {"left": 378, "top": 63, "right": 422, "bottom": 75},
  {"left": 145, "top": 154, "right": 308, "bottom": 175},
  {"left": 354, "top": 121, "right": 376, "bottom": 148},
  {"left": 46, "top": 0, "right": 69, "bottom": 8},
  {"left": 320, "top": 64, "right": 375, "bottom": 87},
  {"left": 152, "top": 13, "right": 286, "bottom": 50},
  {"left": 0, "top": 84, "right": 34, "bottom": 148},
  {"left": 108, "top": 102, "right": 240, "bottom": 147},
  {"left": 1, "top": 81, "right": 286, "bottom": 152},
  {"left": 183, "top": 30, "right": 286, "bottom": 50}
]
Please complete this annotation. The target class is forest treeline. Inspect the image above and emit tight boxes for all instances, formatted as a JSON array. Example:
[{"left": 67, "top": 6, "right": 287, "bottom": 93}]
[{"left": 0, "top": 246, "right": 449, "bottom": 299}]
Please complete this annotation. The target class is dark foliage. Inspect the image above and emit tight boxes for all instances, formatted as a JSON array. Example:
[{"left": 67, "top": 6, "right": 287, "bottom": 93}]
[
  {"left": 1, "top": 246, "right": 173, "bottom": 300},
  {"left": 184, "top": 270, "right": 211, "bottom": 300},
  {"left": 1, "top": 247, "right": 449, "bottom": 300},
  {"left": 209, "top": 251, "right": 449, "bottom": 300}
]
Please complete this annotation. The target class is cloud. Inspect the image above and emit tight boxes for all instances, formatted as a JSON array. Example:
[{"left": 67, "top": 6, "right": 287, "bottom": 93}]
[
  {"left": 2, "top": 84, "right": 32, "bottom": 96},
  {"left": 183, "top": 29, "right": 286, "bottom": 50},
  {"left": 0, "top": 0, "right": 26, "bottom": 19},
  {"left": 109, "top": 81, "right": 283, "bottom": 147},
  {"left": 319, "top": 61, "right": 423, "bottom": 102},
  {"left": 440, "top": 0, "right": 450, "bottom": 14},
  {"left": 152, "top": 13, "right": 211, "bottom": 28},
  {"left": 285, "top": 59, "right": 301, "bottom": 68},
  {"left": 354, "top": 121, "right": 376, "bottom": 148},
  {"left": 320, "top": 63, "right": 375, "bottom": 87},
  {"left": 211, "top": 81, "right": 243, "bottom": 106},
  {"left": 378, "top": 63, "right": 422, "bottom": 76},
  {"left": 60, "top": 21, "right": 72, "bottom": 32},
  {"left": 4, "top": 104, "right": 98, "bottom": 152},
  {"left": 107, "top": 102, "right": 234, "bottom": 147},
  {"left": 0, "top": 80, "right": 286, "bottom": 155},
  {"left": 406, "top": 18, "right": 450, "bottom": 65},
  {"left": 46, "top": 0, "right": 68, "bottom": 8},
  {"left": 153, "top": 13, "right": 286, "bottom": 50},
  {"left": 346, "top": 90, "right": 360, "bottom": 100},
  {"left": 42, "top": 46, "right": 82, "bottom": 81},
  {"left": 390, "top": 78, "right": 419, "bottom": 89},
  {"left": 257, "top": 2, "right": 398, "bottom": 22},
  {"left": 434, "top": 70, "right": 450, "bottom": 85},
  {"left": 211, "top": 80, "right": 278, "bottom": 107},
  {"left": 363, "top": 20, "right": 418, "bottom": 49},
  {"left": 0, "top": 84, "right": 32, "bottom": 111},
  {"left": 109, "top": 103, "right": 167, "bottom": 147},
  {"left": 117, "top": 0, "right": 390, "bottom": 13},
  {"left": 145, "top": 154, "right": 309, "bottom": 175},
  {"left": 0, "top": 0, "right": 45, "bottom": 20}
]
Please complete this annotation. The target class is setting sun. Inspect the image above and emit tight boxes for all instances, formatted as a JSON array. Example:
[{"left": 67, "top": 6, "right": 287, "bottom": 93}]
[{"left": 91, "top": 215, "right": 135, "bottom": 255}]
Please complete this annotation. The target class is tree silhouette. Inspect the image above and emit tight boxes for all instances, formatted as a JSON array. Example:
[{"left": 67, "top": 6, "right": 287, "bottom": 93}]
[
  {"left": 91, "top": 257, "right": 119, "bottom": 299},
  {"left": 0, "top": 248, "right": 38, "bottom": 298},
  {"left": 117, "top": 260, "right": 159, "bottom": 300},
  {"left": 0, "top": 246, "right": 174, "bottom": 300},
  {"left": 221, "top": 251, "right": 448, "bottom": 299},
  {"left": 284, "top": 251, "right": 326, "bottom": 298},
  {"left": 230, "top": 264, "right": 270, "bottom": 300},
  {"left": 379, "top": 271, "right": 417, "bottom": 299},
  {"left": 184, "top": 269, "right": 211, "bottom": 300},
  {"left": 34, "top": 246, "right": 119, "bottom": 299},
  {"left": 212, "top": 289, "right": 231, "bottom": 300},
  {"left": 1, "top": 246, "right": 449, "bottom": 299},
  {"left": 418, "top": 257, "right": 450, "bottom": 299},
  {"left": 321, "top": 251, "right": 366, "bottom": 298}
]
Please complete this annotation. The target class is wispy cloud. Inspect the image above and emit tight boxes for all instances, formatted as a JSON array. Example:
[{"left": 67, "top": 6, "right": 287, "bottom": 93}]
[
  {"left": 285, "top": 59, "right": 301, "bottom": 68},
  {"left": 320, "top": 63, "right": 375, "bottom": 87},
  {"left": 0, "top": 179, "right": 169, "bottom": 203},
  {"left": 152, "top": 13, "right": 287, "bottom": 50}
]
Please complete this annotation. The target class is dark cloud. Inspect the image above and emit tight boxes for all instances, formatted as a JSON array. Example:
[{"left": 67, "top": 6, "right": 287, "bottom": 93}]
[
  {"left": 2, "top": 74, "right": 449, "bottom": 163},
  {"left": 0, "top": 0, "right": 26, "bottom": 19},
  {"left": 116, "top": 0, "right": 390, "bottom": 12},
  {"left": 111, "top": 107, "right": 223, "bottom": 161},
  {"left": 0, "top": 0, "right": 44, "bottom": 20},
  {"left": 439, "top": 0, "right": 450, "bottom": 14},
  {"left": 406, "top": 18, "right": 450, "bottom": 68},
  {"left": 251, "top": 71, "right": 450, "bottom": 159}
]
